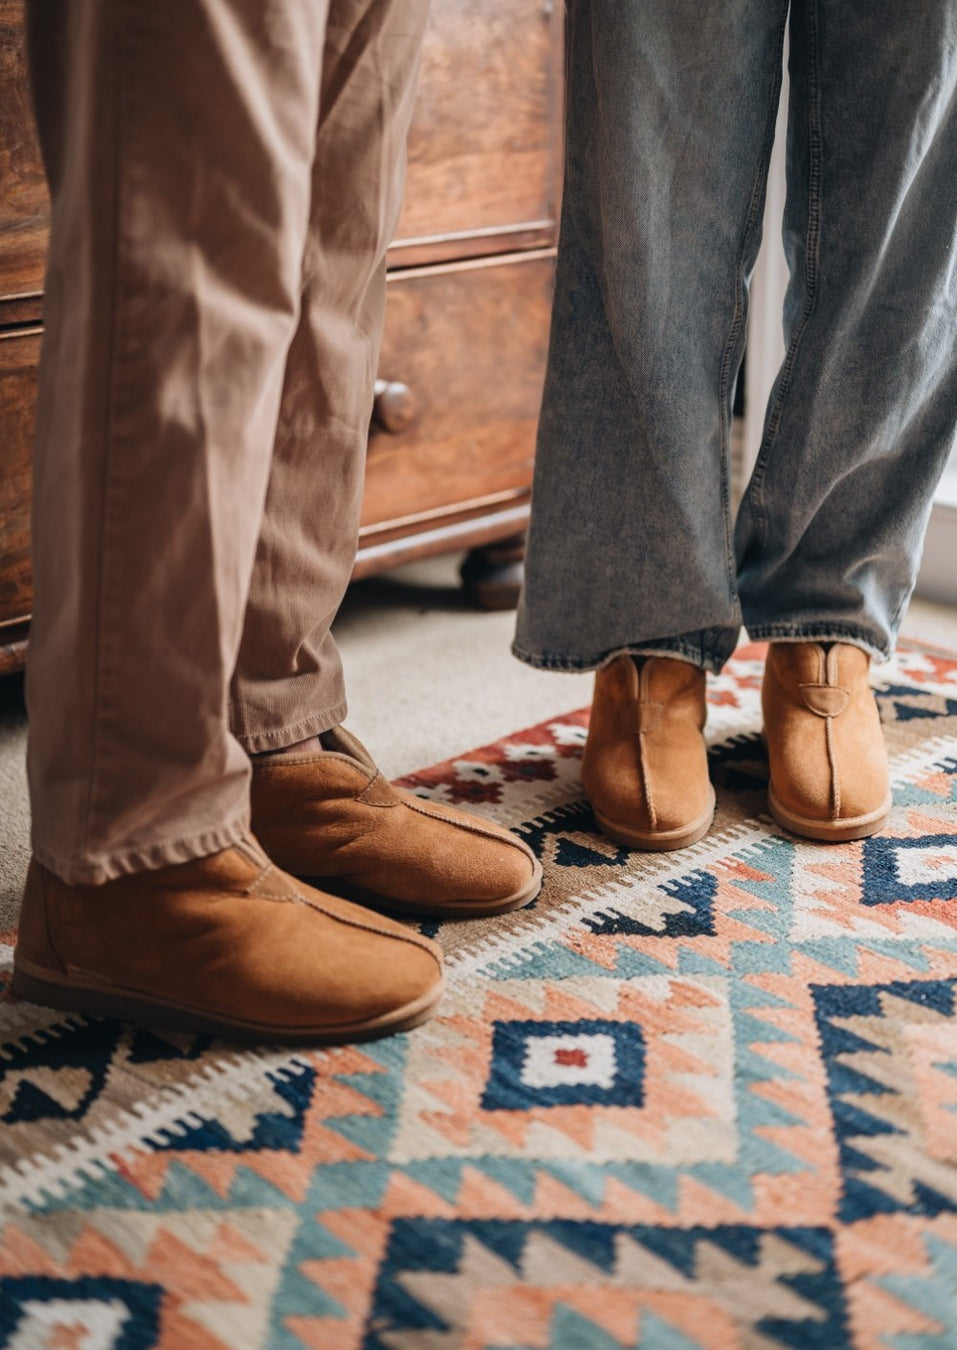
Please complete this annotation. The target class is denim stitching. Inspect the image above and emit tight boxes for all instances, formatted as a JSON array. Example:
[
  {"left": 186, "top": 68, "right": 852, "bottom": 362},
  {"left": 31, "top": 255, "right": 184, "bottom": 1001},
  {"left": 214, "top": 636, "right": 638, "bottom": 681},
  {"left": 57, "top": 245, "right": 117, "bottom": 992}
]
[
  {"left": 887, "top": 581, "right": 914, "bottom": 650},
  {"left": 747, "top": 624, "right": 890, "bottom": 661},
  {"left": 746, "top": 0, "right": 825, "bottom": 550},
  {"left": 561, "top": 0, "right": 598, "bottom": 278},
  {"left": 512, "top": 642, "right": 724, "bottom": 676},
  {"left": 716, "top": 0, "right": 791, "bottom": 615}
]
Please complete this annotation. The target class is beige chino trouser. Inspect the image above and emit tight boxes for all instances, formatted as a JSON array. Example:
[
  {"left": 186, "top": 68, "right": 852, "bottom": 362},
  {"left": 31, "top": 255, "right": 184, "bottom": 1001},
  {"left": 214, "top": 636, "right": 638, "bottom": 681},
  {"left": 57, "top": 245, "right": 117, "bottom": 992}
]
[{"left": 25, "top": 0, "right": 429, "bottom": 885}]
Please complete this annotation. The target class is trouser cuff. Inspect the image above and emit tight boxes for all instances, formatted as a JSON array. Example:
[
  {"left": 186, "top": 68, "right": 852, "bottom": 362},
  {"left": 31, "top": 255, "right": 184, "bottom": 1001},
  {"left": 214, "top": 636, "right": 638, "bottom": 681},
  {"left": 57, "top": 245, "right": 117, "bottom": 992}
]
[{"left": 233, "top": 699, "right": 349, "bottom": 755}]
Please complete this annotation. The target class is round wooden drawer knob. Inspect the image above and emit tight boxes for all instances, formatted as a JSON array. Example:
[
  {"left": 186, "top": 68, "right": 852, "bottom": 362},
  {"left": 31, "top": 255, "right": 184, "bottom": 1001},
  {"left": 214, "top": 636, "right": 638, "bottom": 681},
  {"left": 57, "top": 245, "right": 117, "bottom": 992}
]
[{"left": 372, "top": 379, "right": 417, "bottom": 434}]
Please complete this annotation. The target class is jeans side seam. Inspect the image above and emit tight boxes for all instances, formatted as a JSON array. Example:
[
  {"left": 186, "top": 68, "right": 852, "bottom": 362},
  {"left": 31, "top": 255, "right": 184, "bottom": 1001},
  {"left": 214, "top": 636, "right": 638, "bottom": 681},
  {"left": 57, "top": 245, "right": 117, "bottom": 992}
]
[
  {"left": 80, "top": 2, "right": 133, "bottom": 863},
  {"left": 887, "top": 580, "right": 912, "bottom": 650},
  {"left": 747, "top": 0, "right": 825, "bottom": 551},
  {"left": 715, "top": 1, "right": 791, "bottom": 617}
]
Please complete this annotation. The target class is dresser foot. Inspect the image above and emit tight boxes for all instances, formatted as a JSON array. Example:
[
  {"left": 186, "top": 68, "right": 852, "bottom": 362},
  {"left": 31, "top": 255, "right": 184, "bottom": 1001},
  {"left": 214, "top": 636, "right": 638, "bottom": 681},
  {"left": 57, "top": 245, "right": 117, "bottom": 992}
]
[{"left": 460, "top": 534, "right": 526, "bottom": 611}]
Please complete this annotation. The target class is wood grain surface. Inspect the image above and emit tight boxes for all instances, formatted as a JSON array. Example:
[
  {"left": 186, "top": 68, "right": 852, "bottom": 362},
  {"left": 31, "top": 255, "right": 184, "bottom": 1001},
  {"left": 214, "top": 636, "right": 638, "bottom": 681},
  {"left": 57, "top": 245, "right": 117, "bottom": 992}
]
[
  {"left": 391, "top": 0, "right": 561, "bottom": 262},
  {"left": 0, "top": 328, "right": 38, "bottom": 626},
  {"left": 0, "top": 0, "right": 563, "bottom": 669},
  {"left": 0, "top": 0, "right": 47, "bottom": 303},
  {"left": 362, "top": 249, "right": 554, "bottom": 532}
]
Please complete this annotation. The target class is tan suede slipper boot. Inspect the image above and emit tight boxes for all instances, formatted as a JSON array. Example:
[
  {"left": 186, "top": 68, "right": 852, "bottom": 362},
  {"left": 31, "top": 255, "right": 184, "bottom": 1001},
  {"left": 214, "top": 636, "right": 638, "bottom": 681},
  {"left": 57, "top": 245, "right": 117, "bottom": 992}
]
[
  {"left": 763, "top": 641, "right": 892, "bottom": 842},
  {"left": 581, "top": 655, "right": 715, "bottom": 850},
  {"left": 250, "top": 728, "right": 542, "bottom": 919},
  {"left": 12, "top": 836, "right": 444, "bottom": 1044}
]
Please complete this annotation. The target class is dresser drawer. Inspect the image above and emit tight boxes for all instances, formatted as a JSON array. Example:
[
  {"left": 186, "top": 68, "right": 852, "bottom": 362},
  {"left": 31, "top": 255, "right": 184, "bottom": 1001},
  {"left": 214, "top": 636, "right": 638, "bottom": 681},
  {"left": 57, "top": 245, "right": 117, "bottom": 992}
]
[
  {"left": 391, "top": 0, "right": 562, "bottom": 266},
  {"left": 361, "top": 248, "right": 553, "bottom": 540},
  {"left": 0, "top": 0, "right": 562, "bottom": 290},
  {"left": 0, "top": 0, "right": 47, "bottom": 305},
  {"left": 0, "top": 327, "right": 37, "bottom": 628}
]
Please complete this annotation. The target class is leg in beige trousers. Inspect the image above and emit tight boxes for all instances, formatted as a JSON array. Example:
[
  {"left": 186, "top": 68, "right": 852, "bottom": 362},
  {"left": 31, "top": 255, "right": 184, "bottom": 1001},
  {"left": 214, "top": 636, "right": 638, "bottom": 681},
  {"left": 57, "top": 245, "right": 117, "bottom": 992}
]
[
  {"left": 26, "top": 0, "right": 426, "bottom": 885},
  {"left": 230, "top": 0, "right": 428, "bottom": 754},
  {"left": 15, "top": 0, "right": 542, "bottom": 1041},
  {"left": 14, "top": 0, "right": 542, "bottom": 1042}
]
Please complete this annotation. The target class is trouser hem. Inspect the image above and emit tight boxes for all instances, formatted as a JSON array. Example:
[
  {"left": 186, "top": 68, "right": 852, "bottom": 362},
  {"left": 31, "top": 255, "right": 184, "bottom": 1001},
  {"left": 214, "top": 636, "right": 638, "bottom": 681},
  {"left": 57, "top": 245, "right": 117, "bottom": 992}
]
[
  {"left": 746, "top": 624, "right": 891, "bottom": 664},
  {"left": 512, "top": 641, "right": 728, "bottom": 676},
  {"left": 235, "top": 699, "right": 348, "bottom": 755},
  {"left": 31, "top": 811, "right": 252, "bottom": 888}
]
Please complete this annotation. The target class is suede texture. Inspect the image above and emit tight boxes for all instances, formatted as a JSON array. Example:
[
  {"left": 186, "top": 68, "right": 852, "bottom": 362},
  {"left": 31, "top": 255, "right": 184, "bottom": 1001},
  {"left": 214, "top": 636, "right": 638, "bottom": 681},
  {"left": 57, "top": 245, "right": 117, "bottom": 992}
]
[
  {"left": 250, "top": 728, "right": 540, "bottom": 908},
  {"left": 14, "top": 837, "right": 443, "bottom": 1033},
  {"left": 762, "top": 642, "right": 891, "bottom": 826},
  {"left": 581, "top": 656, "right": 713, "bottom": 840}
]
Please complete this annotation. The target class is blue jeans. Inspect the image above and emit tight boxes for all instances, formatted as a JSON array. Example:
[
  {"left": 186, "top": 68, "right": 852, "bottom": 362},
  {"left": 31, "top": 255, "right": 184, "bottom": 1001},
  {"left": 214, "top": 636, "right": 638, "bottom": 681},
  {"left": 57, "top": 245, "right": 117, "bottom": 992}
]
[{"left": 514, "top": 0, "right": 957, "bottom": 675}]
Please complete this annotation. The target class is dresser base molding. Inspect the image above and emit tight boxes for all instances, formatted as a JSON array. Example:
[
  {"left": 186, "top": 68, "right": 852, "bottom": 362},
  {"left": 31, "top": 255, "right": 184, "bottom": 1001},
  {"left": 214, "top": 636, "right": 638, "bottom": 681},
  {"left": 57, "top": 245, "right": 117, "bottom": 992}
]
[
  {"left": 459, "top": 532, "right": 526, "bottom": 611},
  {"left": 352, "top": 501, "right": 529, "bottom": 580},
  {"left": 0, "top": 621, "right": 28, "bottom": 676}
]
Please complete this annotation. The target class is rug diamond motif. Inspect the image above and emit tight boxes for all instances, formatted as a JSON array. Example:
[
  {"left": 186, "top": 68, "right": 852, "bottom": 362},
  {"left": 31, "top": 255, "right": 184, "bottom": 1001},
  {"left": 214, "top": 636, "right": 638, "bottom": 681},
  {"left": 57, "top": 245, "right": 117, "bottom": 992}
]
[{"left": 1, "top": 641, "right": 956, "bottom": 1348}]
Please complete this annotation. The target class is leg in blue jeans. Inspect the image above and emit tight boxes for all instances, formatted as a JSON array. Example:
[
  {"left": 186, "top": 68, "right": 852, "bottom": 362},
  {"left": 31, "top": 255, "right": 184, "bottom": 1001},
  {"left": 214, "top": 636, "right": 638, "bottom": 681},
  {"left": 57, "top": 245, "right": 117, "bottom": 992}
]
[{"left": 514, "top": 0, "right": 957, "bottom": 675}]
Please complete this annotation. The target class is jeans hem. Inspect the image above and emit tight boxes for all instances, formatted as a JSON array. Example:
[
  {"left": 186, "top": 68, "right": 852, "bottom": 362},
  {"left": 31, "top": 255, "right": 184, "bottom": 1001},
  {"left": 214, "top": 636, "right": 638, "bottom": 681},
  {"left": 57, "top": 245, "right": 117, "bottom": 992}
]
[
  {"left": 512, "top": 641, "right": 727, "bottom": 676},
  {"left": 746, "top": 624, "right": 891, "bottom": 663},
  {"left": 32, "top": 811, "right": 253, "bottom": 888},
  {"left": 235, "top": 700, "right": 349, "bottom": 754}
]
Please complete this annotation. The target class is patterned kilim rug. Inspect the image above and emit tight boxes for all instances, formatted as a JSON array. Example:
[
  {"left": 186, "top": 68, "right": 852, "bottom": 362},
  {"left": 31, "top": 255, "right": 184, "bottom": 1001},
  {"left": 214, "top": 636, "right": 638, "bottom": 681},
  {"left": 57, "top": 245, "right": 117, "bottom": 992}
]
[{"left": 1, "top": 640, "right": 956, "bottom": 1349}]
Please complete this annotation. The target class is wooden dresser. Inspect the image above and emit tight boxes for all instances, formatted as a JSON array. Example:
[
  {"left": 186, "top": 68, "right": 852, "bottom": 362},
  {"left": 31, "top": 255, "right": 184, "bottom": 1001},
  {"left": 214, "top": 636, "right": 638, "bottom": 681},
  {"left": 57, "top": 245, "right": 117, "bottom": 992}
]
[{"left": 0, "top": 0, "right": 562, "bottom": 673}]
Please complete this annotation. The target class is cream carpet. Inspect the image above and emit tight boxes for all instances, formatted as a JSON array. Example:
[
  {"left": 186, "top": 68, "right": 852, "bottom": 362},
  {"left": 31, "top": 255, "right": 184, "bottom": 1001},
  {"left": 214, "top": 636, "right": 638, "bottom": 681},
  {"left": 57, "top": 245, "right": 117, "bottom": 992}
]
[{"left": 1, "top": 552, "right": 955, "bottom": 930}]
